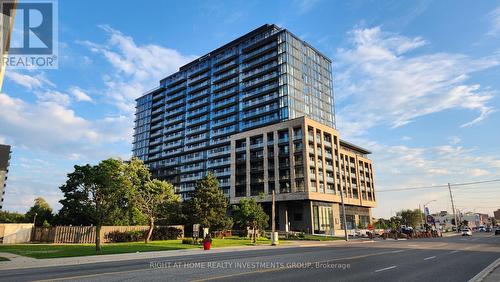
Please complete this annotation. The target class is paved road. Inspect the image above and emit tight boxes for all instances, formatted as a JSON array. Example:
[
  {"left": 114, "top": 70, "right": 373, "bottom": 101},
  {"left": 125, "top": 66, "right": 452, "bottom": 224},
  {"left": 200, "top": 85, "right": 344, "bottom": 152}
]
[{"left": 1, "top": 233, "right": 498, "bottom": 282}]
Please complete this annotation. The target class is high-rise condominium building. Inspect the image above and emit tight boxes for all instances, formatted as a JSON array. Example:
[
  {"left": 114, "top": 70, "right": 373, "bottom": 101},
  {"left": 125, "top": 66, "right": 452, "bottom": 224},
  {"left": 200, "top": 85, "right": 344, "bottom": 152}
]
[
  {"left": 133, "top": 24, "right": 375, "bottom": 233},
  {"left": 0, "top": 144, "right": 11, "bottom": 210}
]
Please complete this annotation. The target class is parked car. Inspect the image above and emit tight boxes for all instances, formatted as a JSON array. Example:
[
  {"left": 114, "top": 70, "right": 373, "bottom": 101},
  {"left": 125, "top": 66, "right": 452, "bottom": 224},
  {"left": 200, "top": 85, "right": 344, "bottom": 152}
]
[
  {"left": 478, "top": 227, "right": 486, "bottom": 232},
  {"left": 486, "top": 227, "right": 492, "bottom": 232},
  {"left": 462, "top": 228, "right": 472, "bottom": 236},
  {"left": 495, "top": 229, "right": 500, "bottom": 235}
]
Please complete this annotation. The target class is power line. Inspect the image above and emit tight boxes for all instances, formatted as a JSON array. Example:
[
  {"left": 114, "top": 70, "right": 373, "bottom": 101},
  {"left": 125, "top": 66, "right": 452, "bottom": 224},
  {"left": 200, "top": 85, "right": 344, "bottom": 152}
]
[{"left": 377, "top": 178, "right": 500, "bottom": 193}]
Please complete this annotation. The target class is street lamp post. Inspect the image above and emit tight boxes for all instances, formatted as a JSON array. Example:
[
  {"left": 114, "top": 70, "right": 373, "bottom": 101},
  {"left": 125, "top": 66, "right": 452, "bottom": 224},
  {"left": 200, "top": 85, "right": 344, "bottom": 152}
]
[{"left": 421, "top": 200, "right": 436, "bottom": 228}]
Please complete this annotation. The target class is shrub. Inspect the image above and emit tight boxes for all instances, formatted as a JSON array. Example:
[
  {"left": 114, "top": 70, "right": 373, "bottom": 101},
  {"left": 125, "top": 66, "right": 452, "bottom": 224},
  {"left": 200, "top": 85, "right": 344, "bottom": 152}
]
[
  {"left": 107, "top": 230, "right": 145, "bottom": 242},
  {"left": 152, "top": 226, "right": 183, "bottom": 240},
  {"left": 182, "top": 238, "right": 195, "bottom": 245}
]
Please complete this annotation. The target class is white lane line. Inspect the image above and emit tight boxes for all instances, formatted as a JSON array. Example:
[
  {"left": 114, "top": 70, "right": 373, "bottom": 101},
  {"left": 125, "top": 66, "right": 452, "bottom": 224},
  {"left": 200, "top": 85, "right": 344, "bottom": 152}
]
[
  {"left": 449, "top": 250, "right": 460, "bottom": 254},
  {"left": 375, "top": 265, "right": 397, "bottom": 272},
  {"left": 424, "top": 256, "right": 436, "bottom": 260},
  {"left": 391, "top": 250, "right": 405, "bottom": 253}
]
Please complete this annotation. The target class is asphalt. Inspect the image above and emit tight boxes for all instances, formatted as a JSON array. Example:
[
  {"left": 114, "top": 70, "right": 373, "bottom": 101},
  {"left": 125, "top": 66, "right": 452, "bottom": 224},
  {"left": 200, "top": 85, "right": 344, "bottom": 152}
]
[{"left": 0, "top": 233, "right": 498, "bottom": 282}]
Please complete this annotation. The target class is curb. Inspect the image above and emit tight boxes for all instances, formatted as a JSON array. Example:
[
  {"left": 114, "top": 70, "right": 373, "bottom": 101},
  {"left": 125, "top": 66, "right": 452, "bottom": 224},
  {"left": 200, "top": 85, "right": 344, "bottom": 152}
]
[{"left": 468, "top": 257, "right": 500, "bottom": 282}]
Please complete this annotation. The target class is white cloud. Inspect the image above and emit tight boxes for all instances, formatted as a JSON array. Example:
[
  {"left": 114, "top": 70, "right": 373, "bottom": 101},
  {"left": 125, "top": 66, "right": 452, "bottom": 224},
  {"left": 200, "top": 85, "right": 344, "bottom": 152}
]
[
  {"left": 35, "top": 90, "right": 72, "bottom": 106},
  {"left": 369, "top": 141, "right": 500, "bottom": 218},
  {"left": 335, "top": 27, "right": 500, "bottom": 137},
  {"left": 487, "top": 6, "right": 500, "bottom": 36},
  {"left": 447, "top": 136, "right": 461, "bottom": 145},
  {"left": 5, "top": 71, "right": 55, "bottom": 90},
  {"left": 79, "top": 25, "right": 196, "bottom": 113},
  {"left": 69, "top": 86, "right": 93, "bottom": 103},
  {"left": 0, "top": 92, "right": 132, "bottom": 158}
]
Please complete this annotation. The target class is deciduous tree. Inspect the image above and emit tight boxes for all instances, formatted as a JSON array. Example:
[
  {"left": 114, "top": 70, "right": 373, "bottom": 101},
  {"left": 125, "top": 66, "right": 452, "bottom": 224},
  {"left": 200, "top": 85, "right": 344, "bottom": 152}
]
[{"left": 232, "top": 198, "right": 269, "bottom": 243}]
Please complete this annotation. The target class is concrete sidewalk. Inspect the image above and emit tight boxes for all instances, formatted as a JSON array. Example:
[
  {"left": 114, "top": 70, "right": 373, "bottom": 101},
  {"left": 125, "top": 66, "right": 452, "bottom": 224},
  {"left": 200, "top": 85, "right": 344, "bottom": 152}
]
[
  {"left": 473, "top": 257, "right": 500, "bottom": 282},
  {"left": 0, "top": 239, "right": 356, "bottom": 271}
]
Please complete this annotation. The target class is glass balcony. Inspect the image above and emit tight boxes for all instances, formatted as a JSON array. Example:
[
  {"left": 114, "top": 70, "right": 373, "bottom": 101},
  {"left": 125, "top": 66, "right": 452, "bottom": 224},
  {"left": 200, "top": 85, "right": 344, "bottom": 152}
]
[
  {"left": 241, "top": 82, "right": 278, "bottom": 99},
  {"left": 213, "top": 106, "right": 236, "bottom": 118},
  {"left": 165, "top": 99, "right": 185, "bottom": 110},
  {"left": 164, "top": 123, "right": 184, "bottom": 134},
  {"left": 187, "top": 89, "right": 210, "bottom": 101},
  {"left": 212, "top": 126, "right": 236, "bottom": 137},
  {"left": 242, "top": 61, "right": 278, "bottom": 80},
  {"left": 186, "top": 124, "right": 208, "bottom": 135},
  {"left": 207, "top": 159, "right": 231, "bottom": 168},
  {"left": 185, "top": 133, "right": 208, "bottom": 144},
  {"left": 187, "top": 97, "right": 209, "bottom": 109},
  {"left": 243, "top": 51, "right": 278, "bottom": 70},
  {"left": 165, "top": 108, "right": 184, "bottom": 118},
  {"left": 213, "top": 59, "right": 237, "bottom": 73},
  {"left": 184, "top": 141, "right": 207, "bottom": 152},
  {"left": 186, "top": 106, "right": 208, "bottom": 118},
  {"left": 242, "top": 103, "right": 279, "bottom": 119},
  {"left": 213, "top": 96, "right": 237, "bottom": 109},
  {"left": 165, "top": 90, "right": 186, "bottom": 102},
  {"left": 188, "top": 72, "right": 209, "bottom": 85},
  {"left": 166, "top": 83, "right": 186, "bottom": 94},
  {"left": 213, "top": 68, "right": 238, "bottom": 83},
  {"left": 243, "top": 41, "right": 277, "bottom": 61},
  {"left": 189, "top": 80, "right": 210, "bottom": 92},
  {"left": 212, "top": 116, "right": 237, "bottom": 127},
  {"left": 213, "top": 86, "right": 238, "bottom": 100},
  {"left": 243, "top": 92, "right": 278, "bottom": 108},
  {"left": 213, "top": 77, "right": 238, "bottom": 92},
  {"left": 186, "top": 115, "right": 209, "bottom": 126},
  {"left": 214, "top": 49, "right": 237, "bottom": 64},
  {"left": 243, "top": 72, "right": 278, "bottom": 89},
  {"left": 164, "top": 115, "right": 184, "bottom": 125},
  {"left": 164, "top": 131, "right": 183, "bottom": 142}
]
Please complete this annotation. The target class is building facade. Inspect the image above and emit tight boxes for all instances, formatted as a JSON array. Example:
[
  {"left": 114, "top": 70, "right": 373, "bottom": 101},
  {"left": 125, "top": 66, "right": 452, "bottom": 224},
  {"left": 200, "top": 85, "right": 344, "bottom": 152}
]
[
  {"left": 133, "top": 24, "right": 335, "bottom": 199},
  {"left": 132, "top": 24, "right": 376, "bottom": 233},
  {"left": 230, "top": 117, "right": 375, "bottom": 234},
  {"left": 0, "top": 144, "right": 11, "bottom": 210}
]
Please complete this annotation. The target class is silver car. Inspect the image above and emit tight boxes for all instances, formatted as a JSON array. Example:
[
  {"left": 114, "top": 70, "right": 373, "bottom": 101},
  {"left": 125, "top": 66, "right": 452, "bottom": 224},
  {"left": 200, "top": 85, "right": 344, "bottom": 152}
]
[{"left": 461, "top": 228, "right": 472, "bottom": 236}]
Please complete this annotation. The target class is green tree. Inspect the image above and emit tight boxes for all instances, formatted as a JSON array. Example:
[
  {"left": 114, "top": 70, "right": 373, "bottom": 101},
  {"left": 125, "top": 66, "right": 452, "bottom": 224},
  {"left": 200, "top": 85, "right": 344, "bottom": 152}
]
[
  {"left": 186, "top": 172, "right": 232, "bottom": 231},
  {"left": 25, "top": 197, "right": 53, "bottom": 226},
  {"left": 374, "top": 218, "right": 388, "bottom": 229},
  {"left": 232, "top": 198, "right": 269, "bottom": 243},
  {"left": 57, "top": 159, "right": 130, "bottom": 252},
  {"left": 0, "top": 211, "right": 29, "bottom": 223},
  {"left": 397, "top": 209, "right": 422, "bottom": 228},
  {"left": 133, "top": 179, "right": 180, "bottom": 243}
]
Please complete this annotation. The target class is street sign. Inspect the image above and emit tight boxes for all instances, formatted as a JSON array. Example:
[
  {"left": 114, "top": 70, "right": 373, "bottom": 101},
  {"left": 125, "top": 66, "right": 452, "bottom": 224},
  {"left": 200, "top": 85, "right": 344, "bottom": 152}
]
[{"left": 426, "top": 215, "right": 435, "bottom": 224}]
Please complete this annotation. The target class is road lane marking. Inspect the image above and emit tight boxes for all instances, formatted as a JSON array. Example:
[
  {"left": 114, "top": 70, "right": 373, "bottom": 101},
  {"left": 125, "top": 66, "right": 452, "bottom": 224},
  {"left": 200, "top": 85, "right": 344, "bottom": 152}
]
[
  {"left": 374, "top": 265, "right": 397, "bottom": 272},
  {"left": 391, "top": 250, "right": 405, "bottom": 253},
  {"left": 423, "top": 256, "right": 436, "bottom": 260},
  {"left": 449, "top": 250, "right": 460, "bottom": 254},
  {"left": 192, "top": 249, "right": 408, "bottom": 281}
]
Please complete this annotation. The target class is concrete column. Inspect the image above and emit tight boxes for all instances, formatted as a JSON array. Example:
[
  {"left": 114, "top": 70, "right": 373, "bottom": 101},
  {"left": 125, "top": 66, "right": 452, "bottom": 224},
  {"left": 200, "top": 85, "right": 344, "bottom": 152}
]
[
  {"left": 245, "top": 136, "right": 251, "bottom": 197},
  {"left": 263, "top": 132, "right": 269, "bottom": 195}
]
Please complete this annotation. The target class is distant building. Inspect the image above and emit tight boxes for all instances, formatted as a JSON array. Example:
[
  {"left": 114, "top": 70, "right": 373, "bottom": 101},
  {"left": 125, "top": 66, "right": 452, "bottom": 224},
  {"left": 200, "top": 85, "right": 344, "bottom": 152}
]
[
  {"left": 494, "top": 209, "right": 500, "bottom": 221},
  {"left": 0, "top": 144, "right": 11, "bottom": 210}
]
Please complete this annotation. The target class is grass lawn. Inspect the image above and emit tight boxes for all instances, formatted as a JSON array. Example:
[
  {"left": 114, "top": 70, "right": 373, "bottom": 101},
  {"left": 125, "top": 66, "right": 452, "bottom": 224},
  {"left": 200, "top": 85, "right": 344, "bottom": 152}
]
[
  {"left": 0, "top": 237, "right": 272, "bottom": 259},
  {"left": 0, "top": 257, "right": 10, "bottom": 261}
]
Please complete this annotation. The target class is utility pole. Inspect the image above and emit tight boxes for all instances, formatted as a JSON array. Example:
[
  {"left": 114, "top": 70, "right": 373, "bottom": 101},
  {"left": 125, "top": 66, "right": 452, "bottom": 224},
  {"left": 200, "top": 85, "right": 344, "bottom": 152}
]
[
  {"left": 448, "top": 183, "right": 459, "bottom": 233},
  {"left": 419, "top": 204, "right": 423, "bottom": 229},
  {"left": 340, "top": 187, "right": 348, "bottom": 241},
  {"left": 271, "top": 189, "right": 276, "bottom": 245}
]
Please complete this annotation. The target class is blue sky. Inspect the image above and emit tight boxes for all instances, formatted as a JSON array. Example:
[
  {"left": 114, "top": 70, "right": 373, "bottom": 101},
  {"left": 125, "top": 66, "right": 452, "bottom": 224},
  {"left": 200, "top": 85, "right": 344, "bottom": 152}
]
[{"left": 1, "top": 0, "right": 499, "bottom": 218}]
